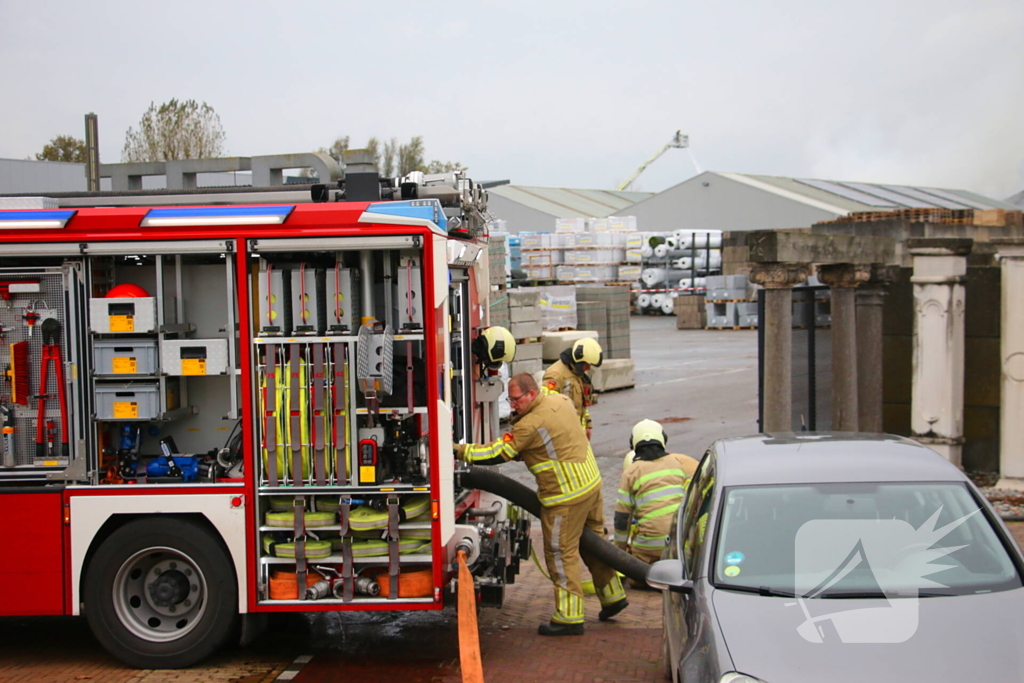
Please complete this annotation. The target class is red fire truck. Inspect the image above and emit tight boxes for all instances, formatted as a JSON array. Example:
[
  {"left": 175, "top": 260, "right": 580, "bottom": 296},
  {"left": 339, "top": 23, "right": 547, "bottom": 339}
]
[{"left": 0, "top": 170, "right": 528, "bottom": 668}]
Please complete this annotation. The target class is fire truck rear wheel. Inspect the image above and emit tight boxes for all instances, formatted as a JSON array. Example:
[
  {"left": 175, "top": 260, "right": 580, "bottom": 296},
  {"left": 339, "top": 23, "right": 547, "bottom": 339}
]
[{"left": 84, "top": 517, "right": 238, "bottom": 669}]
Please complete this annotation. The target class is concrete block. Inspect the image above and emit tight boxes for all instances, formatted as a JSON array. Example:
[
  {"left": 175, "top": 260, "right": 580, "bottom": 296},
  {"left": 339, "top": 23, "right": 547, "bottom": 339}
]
[
  {"left": 541, "top": 330, "right": 599, "bottom": 361},
  {"left": 738, "top": 314, "right": 759, "bottom": 327},
  {"left": 510, "top": 306, "right": 540, "bottom": 323},
  {"left": 590, "top": 358, "right": 635, "bottom": 392},
  {"left": 510, "top": 358, "right": 543, "bottom": 376},
  {"left": 515, "top": 341, "right": 543, "bottom": 362},
  {"left": 510, "top": 320, "right": 543, "bottom": 339},
  {"left": 706, "top": 302, "right": 738, "bottom": 327}
]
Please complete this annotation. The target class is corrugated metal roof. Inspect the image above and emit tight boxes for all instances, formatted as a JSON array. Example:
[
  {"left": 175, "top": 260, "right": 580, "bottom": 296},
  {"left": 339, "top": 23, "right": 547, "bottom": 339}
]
[
  {"left": 735, "top": 173, "right": 1020, "bottom": 213},
  {"left": 488, "top": 184, "right": 652, "bottom": 218}
]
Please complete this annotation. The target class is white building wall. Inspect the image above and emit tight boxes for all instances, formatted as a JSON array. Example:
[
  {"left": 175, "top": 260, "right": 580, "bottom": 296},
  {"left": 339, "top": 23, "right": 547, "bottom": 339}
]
[
  {"left": 624, "top": 171, "right": 844, "bottom": 232},
  {"left": 0, "top": 159, "right": 87, "bottom": 193}
]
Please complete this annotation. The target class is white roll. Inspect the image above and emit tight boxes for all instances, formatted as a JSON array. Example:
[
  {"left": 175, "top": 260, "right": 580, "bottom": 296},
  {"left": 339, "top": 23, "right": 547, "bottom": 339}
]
[
  {"left": 654, "top": 244, "right": 689, "bottom": 259},
  {"left": 672, "top": 257, "right": 693, "bottom": 270},
  {"left": 691, "top": 231, "right": 723, "bottom": 249},
  {"left": 678, "top": 278, "right": 692, "bottom": 289},
  {"left": 660, "top": 298, "right": 676, "bottom": 315},
  {"left": 651, "top": 293, "right": 665, "bottom": 307},
  {"left": 640, "top": 244, "right": 654, "bottom": 258},
  {"left": 642, "top": 268, "right": 690, "bottom": 287},
  {"left": 694, "top": 277, "right": 706, "bottom": 288},
  {"left": 637, "top": 293, "right": 651, "bottom": 308},
  {"left": 672, "top": 231, "right": 694, "bottom": 250},
  {"left": 665, "top": 236, "right": 679, "bottom": 249}
]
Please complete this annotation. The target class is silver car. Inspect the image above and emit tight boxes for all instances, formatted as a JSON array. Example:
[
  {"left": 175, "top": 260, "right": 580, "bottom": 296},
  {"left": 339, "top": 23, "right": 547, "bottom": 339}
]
[{"left": 648, "top": 433, "right": 1024, "bottom": 683}]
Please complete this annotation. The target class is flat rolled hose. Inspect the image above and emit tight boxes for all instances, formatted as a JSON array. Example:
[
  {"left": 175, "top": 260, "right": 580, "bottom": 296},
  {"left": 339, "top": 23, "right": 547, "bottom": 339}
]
[{"left": 461, "top": 465, "right": 651, "bottom": 584}]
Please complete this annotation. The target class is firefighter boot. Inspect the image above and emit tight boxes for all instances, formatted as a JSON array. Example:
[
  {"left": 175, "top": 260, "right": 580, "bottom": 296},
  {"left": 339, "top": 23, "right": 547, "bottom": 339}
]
[
  {"left": 598, "top": 598, "right": 629, "bottom": 621},
  {"left": 538, "top": 621, "right": 585, "bottom": 636}
]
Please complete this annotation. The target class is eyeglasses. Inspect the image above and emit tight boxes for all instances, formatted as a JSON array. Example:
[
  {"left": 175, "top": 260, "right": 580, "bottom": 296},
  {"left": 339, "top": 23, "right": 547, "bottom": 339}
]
[{"left": 507, "top": 392, "right": 525, "bottom": 403}]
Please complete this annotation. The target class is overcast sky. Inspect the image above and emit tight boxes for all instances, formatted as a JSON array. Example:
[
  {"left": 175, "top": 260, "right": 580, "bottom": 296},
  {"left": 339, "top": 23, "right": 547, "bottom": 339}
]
[{"left": 2, "top": 0, "right": 1022, "bottom": 199}]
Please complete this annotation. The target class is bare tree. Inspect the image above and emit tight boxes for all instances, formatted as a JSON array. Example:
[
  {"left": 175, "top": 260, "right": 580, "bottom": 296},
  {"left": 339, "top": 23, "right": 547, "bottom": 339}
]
[
  {"left": 382, "top": 138, "right": 398, "bottom": 177},
  {"left": 425, "top": 160, "right": 466, "bottom": 173},
  {"left": 122, "top": 99, "right": 226, "bottom": 162},
  {"left": 36, "top": 135, "right": 87, "bottom": 163},
  {"left": 397, "top": 136, "right": 426, "bottom": 176},
  {"left": 309, "top": 134, "right": 461, "bottom": 177}
]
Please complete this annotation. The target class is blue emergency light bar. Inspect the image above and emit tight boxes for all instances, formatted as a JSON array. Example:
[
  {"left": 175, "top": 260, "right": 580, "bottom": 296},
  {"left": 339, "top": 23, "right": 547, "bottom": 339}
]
[
  {"left": 360, "top": 199, "right": 447, "bottom": 233},
  {"left": 0, "top": 209, "right": 77, "bottom": 229},
  {"left": 140, "top": 205, "right": 295, "bottom": 227}
]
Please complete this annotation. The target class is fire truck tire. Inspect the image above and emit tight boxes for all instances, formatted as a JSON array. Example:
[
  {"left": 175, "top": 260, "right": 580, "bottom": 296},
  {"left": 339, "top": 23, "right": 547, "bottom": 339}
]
[{"left": 83, "top": 517, "right": 238, "bottom": 669}]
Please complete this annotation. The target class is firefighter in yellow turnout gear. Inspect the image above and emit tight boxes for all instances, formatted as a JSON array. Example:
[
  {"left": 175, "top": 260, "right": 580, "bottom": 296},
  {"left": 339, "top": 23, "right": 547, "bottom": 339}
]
[
  {"left": 455, "top": 373, "right": 627, "bottom": 636},
  {"left": 542, "top": 338, "right": 602, "bottom": 440},
  {"left": 615, "top": 420, "right": 698, "bottom": 575}
]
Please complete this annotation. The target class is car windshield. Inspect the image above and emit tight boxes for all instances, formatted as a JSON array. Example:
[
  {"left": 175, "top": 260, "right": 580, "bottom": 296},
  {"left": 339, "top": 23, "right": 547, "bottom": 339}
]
[{"left": 714, "top": 482, "right": 1021, "bottom": 598}]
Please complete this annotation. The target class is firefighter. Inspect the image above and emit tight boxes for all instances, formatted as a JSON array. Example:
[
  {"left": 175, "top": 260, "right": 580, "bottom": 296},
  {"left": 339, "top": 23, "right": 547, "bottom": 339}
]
[
  {"left": 614, "top": 420, "right": 698, "bottom": 580},
  {"left": 542, "top": 338, "right": 602, "bottom": 439},
  {"left": 455, "top": 373, "right": 627, "bottom": 636},
  {"left": 471, "top": 326, "right": 516, "bottom": 371}
]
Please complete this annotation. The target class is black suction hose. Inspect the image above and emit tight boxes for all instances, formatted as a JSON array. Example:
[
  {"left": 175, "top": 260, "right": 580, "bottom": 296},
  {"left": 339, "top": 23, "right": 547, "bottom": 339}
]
[{"left": 461, "top": 465, "right": 651, "bottom": 584}]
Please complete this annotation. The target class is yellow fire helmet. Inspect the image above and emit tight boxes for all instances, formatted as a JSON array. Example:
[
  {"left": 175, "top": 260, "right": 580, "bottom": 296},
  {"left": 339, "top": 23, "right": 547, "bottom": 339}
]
[
  {"left": 629, "top": 419, "right": 667, "bottom": 450},
  {"left": 571, "top": 337, "right": 603, "bottom": 367},
  {"left": 474, "top": 326, "right": 516, "bottom": 368}
]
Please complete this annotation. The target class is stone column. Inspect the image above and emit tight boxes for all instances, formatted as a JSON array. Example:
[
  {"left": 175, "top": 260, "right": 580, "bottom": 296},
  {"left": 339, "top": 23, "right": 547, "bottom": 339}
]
[
  {"left": 854, "top": 265, "right": 897, "bottom": 433},
  {"left": 818, "top": 263, "right": 871, "bottom": 431},
  {"left": 908, "top": 238, "right": 972, "bottom": 466},
  {"left": 994, "top": 239, "right": 1024, "bottom": 489},
  {"left": 749, "top": 263, "right": 810, "bottom": 433}
]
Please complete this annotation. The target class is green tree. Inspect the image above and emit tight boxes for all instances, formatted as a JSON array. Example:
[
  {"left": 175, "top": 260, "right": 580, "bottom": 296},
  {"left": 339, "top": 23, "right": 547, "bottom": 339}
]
[
  {"left": 122, "top": 99, "right": 226, "bottom": 162},
  {"left": 36, "top": 135, "right": 87, "bottom": 163}
]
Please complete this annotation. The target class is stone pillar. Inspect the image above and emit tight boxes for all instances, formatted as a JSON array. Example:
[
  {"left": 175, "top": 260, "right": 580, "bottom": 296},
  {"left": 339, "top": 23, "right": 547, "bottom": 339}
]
[
  {"left": 994, "top": 239, "right": 1024, "bottom": 489},
  {"left": 854, "top": 265, "right": 897, "bottom": 433},
  {"left": 750, "top": 263, "right": 810, "bottom": 433},
  {"left": 908, "top": 238, "right": 972, "bottom": 466},
  {"left": 818, "top": 263, "right": 871, "bottom": 431}
]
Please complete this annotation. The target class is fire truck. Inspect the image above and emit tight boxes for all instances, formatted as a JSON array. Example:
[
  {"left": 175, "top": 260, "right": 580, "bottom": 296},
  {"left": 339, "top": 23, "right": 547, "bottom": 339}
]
[{"left": 0, "top": 168, "right": 530, "bottom": 668}]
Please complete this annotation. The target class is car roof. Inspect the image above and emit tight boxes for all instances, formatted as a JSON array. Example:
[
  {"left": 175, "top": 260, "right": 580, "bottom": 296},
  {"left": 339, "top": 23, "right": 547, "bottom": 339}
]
[{"left": 713, "top": 433, "right": 967, "bottom": 487}]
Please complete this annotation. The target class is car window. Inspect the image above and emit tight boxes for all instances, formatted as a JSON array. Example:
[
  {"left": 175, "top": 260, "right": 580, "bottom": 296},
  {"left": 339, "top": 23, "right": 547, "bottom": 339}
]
[
  {"left": 681, "top": 450, "right": 716, "bottom": 578},
  {"left": 713, "top": 482, "right": 1021, "bottom": 597}
]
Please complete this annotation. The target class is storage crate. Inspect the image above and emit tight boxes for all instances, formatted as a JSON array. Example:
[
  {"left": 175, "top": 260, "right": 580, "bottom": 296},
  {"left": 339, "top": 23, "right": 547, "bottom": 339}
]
[
  {"left": 95, "top": 379, "right": 179, "bottom": 420},
  {"left": 93, "top": 339, "right": 159, "bottom": 376},
  {"left": 161, "top": 339, "right": 230, "bottom": 376},
  {"left": 90, "top": 297, "right": 158, "bottom": 334}
]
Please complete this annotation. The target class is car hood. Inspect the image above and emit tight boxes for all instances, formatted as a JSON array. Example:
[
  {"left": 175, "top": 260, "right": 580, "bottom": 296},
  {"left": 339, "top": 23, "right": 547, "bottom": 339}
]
[{"left": 712, "top": 587, "right": 1024, "bottom": 682}]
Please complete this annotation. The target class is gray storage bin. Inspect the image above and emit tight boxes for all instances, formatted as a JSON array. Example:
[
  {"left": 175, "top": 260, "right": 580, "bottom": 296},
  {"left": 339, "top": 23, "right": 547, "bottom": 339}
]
[
  {"left": 90, "top": 297, "right": 158, "bottom": 334},
  {"left": 161, "top": 339, "right": 230, "bottom": 376},
  {"left": 93, "top": 339, "right": 159, "bottom": 376},
  {"left": 95, "top": 379, "right": 179, "bottom": 420}
]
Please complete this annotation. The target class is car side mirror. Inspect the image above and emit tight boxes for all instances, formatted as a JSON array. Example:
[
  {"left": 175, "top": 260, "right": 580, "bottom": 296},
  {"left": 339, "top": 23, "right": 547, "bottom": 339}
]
[{"left": 646, "top": 559, "right": 693, "bottom": 594}]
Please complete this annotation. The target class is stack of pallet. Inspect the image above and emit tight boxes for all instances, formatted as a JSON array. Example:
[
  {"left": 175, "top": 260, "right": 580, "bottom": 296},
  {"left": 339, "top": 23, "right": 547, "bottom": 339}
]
[
  {"left": 487, "top": 232, "right": 511, "bottom": 329},
  {"left": 674, "top": 294, "right": 707, "bottom": 329},
  {"left": 704, "top": 275, "right": 758, "bottom": 329},
  {"left": 575, "top": 285, "right": 631, "bottom": 359},
  {"left": 508, "top": 289, "right": 544, "bottom": 376},
  {"left": 520, "top": 232, "right": 569, "bottom": 280}
]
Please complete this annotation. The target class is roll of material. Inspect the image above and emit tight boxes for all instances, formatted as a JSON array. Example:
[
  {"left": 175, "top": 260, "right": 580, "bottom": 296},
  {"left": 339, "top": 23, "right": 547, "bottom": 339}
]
[
  {"left": 673, "top": 230, "right": 723, "bottom": 249},
  {"left": 651, "top": 293, "right": 665, "bottom": 307},
  {"left": 653, "top": 244, "right": 693, "bottom": 259},
  {"left": 660, "top": 298, "right": 676, "bottom": 315},
  {"left": 692, "top": 251, "right": 723, "bottom": 269},
  {"left": 671, "top": 257, "right": 693, "bottom": 270},
  {"left": 648, "top": 235, "right": 667, "bottom": 248},
  {"left": 641, "top": 268, "right": 690, "bottom": 287},
  {"left": 640, "top": 244, "right": 654, "bottom": 258},
  {"left": 637, "top": 293, "right": 651, "bottom": 308}
]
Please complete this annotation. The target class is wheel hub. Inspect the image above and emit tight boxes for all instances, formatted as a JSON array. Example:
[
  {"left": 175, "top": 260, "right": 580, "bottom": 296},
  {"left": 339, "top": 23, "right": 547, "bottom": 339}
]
[{"left": 149, "top": 568, "right": 190, "bottom": 607}]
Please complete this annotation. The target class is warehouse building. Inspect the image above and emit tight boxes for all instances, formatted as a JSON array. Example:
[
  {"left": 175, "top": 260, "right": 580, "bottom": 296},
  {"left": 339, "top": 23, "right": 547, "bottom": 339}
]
[
  {"left": 486, "top": 183, "right": 651, "bottom": 234},
  {"left": 620, "top": 171, "right": 1022, "bottom": 232}
]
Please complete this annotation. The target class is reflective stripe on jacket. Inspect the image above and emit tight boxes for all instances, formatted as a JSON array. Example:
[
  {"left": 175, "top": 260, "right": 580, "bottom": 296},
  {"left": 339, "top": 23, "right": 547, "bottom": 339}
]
[
  {"left": 459, "top": 392, "right": 600, "bottom": 506},
  {"left": 614, "top": 453, "right": 692, "bottom": 549},
  {"left": 542, "top": 359, "right": 592, "bottom": 429}
]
